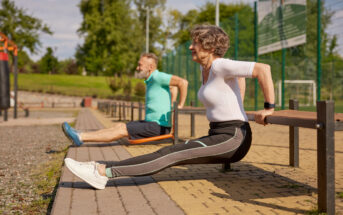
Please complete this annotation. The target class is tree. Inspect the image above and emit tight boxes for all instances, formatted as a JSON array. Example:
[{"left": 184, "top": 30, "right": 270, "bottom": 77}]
[
  {"left": 133, "top": 0, "right": 166, "bottom": 57},
  {"left": 76, "top": 0, "right": 143, "bottom": 76},
  {"left": 39, "top": 47, "right": 59, "bottom": 74},
  {"left": 0, "top": 0, "right": 52, "bottom": 54}
]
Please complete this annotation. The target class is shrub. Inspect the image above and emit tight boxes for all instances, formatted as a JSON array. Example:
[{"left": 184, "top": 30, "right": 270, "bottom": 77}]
[
  {"left": 134, "top": 82, "right": 145, "bottom": 97},
  {"left": 123, "top": 80, "right": 132, "bottom": 96},
  {"left": 108, "top": 77, "right": 123, "bottom": 93}
]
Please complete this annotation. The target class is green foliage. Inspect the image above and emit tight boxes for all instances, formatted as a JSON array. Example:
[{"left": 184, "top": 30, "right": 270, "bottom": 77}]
[
  {"left": 134, "top": 82, "right": 146, "bottom": 97},
  {"left": 39, "top": 47, "right": 59, "bottom": 74},
  {"left": 24, "top": 146, "right": 69, "bottom": 214},
  {"left": 10, "top": 73, "right": 144, "bottom": 99},
  {"left": 123, "top": 79, "right": 132, "bottom": 96},
  {"left": 0, "top": 0, "right": 52, "bottom": 54},
  {"left": 108, "top": 77, "right": 124, "bottom": 93},
  {"left": 133, "top": 0, "right": 166, "bottom": 56},
  {"left": 58, "top": 59, "right": 79, "bottom": 75},
  {"left": 166, "top": 1, "right": 343, "bottom": 108}
]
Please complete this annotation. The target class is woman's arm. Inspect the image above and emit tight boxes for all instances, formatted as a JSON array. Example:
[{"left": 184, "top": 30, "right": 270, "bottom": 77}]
[
  {"left": 251, "top": 63, "right": 275, "bottom": 125},
  {"left": 237, "top": 77, "right": 246, "bottom": 103}
]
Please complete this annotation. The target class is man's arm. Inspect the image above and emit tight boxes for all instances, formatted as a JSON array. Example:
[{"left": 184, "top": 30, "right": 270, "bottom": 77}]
[
  {"left": 169, "top": 75, "right": 188, "bottom": 108},
  {"left": 169, "top": 86, "right": 178, "bottom": 103},
  {"left": 251, "top": 63, "right": 275, "bottom": 125}
]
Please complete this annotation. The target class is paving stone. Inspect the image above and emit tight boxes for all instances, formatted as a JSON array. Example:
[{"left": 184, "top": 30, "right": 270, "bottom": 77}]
[{"left": 51, "top": 108, "right": 184, "bottom": 215}]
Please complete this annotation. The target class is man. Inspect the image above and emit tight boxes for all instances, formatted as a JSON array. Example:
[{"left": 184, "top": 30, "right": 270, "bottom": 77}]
[{"left": 62, "top": 53, "right": 188, "bottom": 145}]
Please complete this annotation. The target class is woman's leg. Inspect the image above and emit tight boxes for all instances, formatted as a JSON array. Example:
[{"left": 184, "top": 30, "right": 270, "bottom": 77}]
[{"left": 106, "top": 123, "right": 251, "bottom": 177}]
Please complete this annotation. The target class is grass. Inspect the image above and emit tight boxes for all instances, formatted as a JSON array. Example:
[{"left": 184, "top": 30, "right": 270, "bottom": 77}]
[
  {"left": 337, "top": 192, "right": 343, "bottom": 199},
  {"left": 305, "top": 209, "right": 327, "bottom": 215},
  {"left": 23, "top": 146, "right": 69, "bottom": 214},
  {"left": 10, "top": 73, "right": 144, "bottom": 99}
]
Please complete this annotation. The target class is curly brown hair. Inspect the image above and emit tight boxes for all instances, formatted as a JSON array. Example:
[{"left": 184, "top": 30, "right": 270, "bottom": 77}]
[{"left": 190, "top": 25, "right": 229, "bottom": 57}]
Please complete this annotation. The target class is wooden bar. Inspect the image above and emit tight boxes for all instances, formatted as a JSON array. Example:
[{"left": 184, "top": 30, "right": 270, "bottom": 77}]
[
  {"left": 317, "top": 101, "right": 335, "bottom": 214},
  {"left": 289, "top": 99, "right": 299, "bottom": 167}
]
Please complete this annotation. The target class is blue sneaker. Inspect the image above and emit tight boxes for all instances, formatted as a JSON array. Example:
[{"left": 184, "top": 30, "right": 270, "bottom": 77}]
[{"left": 62, "top": 122, "right": 83, "bottom": 146}]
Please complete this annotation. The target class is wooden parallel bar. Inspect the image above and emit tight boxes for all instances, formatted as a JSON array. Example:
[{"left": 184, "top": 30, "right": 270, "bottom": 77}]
[
  {"left": 317, "top": 101, "right": 335, "bottom": 214},
  {"left": 289, "top": 100, "right": 299, "bottom": 167}
]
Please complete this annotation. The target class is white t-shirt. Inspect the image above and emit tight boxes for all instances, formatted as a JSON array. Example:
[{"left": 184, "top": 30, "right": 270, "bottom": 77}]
[{"left": 197, "top": 58, "right": 255, "bottom": 122}]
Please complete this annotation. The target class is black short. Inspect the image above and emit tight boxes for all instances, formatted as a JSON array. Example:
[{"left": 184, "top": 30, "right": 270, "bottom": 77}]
[{"left": 126, "top": 120, "right": 171, "bottom": 140}]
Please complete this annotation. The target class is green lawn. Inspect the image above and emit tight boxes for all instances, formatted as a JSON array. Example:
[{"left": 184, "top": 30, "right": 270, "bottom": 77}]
[{"left": 10, "top": 73, "right": 143, "bottom": 99}]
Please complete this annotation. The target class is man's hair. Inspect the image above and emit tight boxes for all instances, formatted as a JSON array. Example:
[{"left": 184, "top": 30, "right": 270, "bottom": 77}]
[
  {"left": 190, "top": 24, "right": 229, "bottom": 57},
  {"left": 140, "top": 53, "right": 158, "bottom": 66}
]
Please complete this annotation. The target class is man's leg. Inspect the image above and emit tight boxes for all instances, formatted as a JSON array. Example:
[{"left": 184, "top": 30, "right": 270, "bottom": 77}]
[{"left": 80, "top": 122, "right": 128, "bottom": 142}]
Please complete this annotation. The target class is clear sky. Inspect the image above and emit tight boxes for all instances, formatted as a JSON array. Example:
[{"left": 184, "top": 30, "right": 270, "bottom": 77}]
[{"left": 12, "top": 0, "right": 342, "bottom": 61}]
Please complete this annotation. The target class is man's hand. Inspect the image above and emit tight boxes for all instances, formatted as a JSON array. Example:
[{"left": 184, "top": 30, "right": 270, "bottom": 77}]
[{"left": 254, "top": 109, "right": 274, "bottom": 125}]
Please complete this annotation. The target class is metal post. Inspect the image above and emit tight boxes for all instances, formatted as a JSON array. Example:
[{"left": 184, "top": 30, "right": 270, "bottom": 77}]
[
  {"left": 281, "top": 48, "right": 286, "bottom": 109},
  {"left": 215, "top": 0, "right": 219, "bottom": 26},
  {"left": 131, "top": 102, "right": 134, "bottom": 121},
  {"left": 123, "top": 102, "right": 126, "bottom": 121},
  {"left": 173, "top": 101, "right": 178, "bottom": 145},
  {"left": 13, "top": 55, "right": 18, "bottom": 118},
  {"left": 234, "top": 13, "right": 239, "bottom": 60},
  {"left": 114, "top": 102, "right": 117, "bottom": 118},
  {"left": 317, "top": 0, "right": 321, "bottom": 101},
  {"left": 119, "top": 103, "right": 122, "bottom": 121},
  {"left": 145, "top": 7, "right": 150, "bottom": 53},
  {"left": 317, "top": 101, "right": 335, "bottom": 214},
  {"left": 254, "top": 1, "right": 259, "bottom": 111},
  {"left": 289, "top": 99, "right": 299, "bottom": 167},
  {"left": 222, "top": 161, "right": 231, "bottom": 172},
  {"left": 190, "top": 101, "right": 195, "bottom": 137},
  {"left": 4, "top": 109, "right": 8, "bottom": 121},
  {"left": 185, "top": 41, "right": 190, "bottom": 106},
  {"left": 193, "top": 61, "right": 199, "bottom": 107},
  {"left": 138, "top": 102, "right": 142, "bottom": 120}
]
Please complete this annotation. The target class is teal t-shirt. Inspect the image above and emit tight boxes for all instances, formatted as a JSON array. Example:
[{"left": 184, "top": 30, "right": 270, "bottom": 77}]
[{"left": 144, "top": 70, "right": 172, "bottom": 127}]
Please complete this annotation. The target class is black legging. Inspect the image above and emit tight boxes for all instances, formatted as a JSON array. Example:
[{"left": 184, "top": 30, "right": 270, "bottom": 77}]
[{"left": 108, "top": 120, "right": 252, "bottom": 177}]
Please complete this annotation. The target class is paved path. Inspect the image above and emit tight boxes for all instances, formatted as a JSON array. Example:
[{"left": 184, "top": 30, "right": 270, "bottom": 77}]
[
  {"left": 51, "top": 109, "right": 184, "bottom": 215},
  {"left": 52, "top": 108, "right": 343, "bottom": 215}
]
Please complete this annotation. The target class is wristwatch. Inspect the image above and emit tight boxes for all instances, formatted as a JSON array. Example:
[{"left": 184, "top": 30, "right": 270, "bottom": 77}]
[{"left": 264, "top": 102, "right": 275, "bottom": 109}]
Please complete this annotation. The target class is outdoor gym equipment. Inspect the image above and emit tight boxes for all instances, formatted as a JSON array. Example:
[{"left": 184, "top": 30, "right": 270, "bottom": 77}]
[{"left": 0, "top": 32, "right": 18, "bottom": 121}]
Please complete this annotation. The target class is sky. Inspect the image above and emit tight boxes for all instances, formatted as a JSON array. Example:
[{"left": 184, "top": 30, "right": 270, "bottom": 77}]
[{"left": 11, "top": 0, "right": 343, "bottom": 61}]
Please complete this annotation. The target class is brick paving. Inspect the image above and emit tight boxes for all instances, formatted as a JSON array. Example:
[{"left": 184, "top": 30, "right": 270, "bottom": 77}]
[
  {"left": 52, "top": 108, "right": 343, "bottom": 215},
  {"left": 51, "top": 109, "right": 184, "bottom": 215}
]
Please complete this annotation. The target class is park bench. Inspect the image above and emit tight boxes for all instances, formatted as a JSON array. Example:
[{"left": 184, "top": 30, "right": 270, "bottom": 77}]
[{"left": 97, "top": 99, "right": 343, "bottom": 214}]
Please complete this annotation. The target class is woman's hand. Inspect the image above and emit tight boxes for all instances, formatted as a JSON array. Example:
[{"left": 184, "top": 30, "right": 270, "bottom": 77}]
[{"left": 254, "top": 109, "right": 274, "bottom": 125}]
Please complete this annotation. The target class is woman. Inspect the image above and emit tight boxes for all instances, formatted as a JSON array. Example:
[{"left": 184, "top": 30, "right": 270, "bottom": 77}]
[{"left": 64, "top": 24, "right": 275, "bottom": 190}]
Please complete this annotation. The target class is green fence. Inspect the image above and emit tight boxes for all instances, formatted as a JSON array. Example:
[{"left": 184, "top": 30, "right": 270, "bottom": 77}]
[{"left": 162, "top": 3, "right": 343, "bottom": 112}]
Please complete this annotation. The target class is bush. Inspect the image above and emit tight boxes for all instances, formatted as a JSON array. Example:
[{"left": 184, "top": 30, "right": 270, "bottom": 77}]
[
  {"left": 123, "top": 80, "right": 132, "bottom": 96},
  {"left": 108, "top": 77, "right": 123, "bottom": 92},
  {"left": 134, "top": 82, "right": 145, "bottom": 97}
]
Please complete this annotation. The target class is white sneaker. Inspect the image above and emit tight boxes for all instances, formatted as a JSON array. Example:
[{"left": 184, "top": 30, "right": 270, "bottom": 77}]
[{"left": 64, "top": 158, "right": 108, "bottom": 190}]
